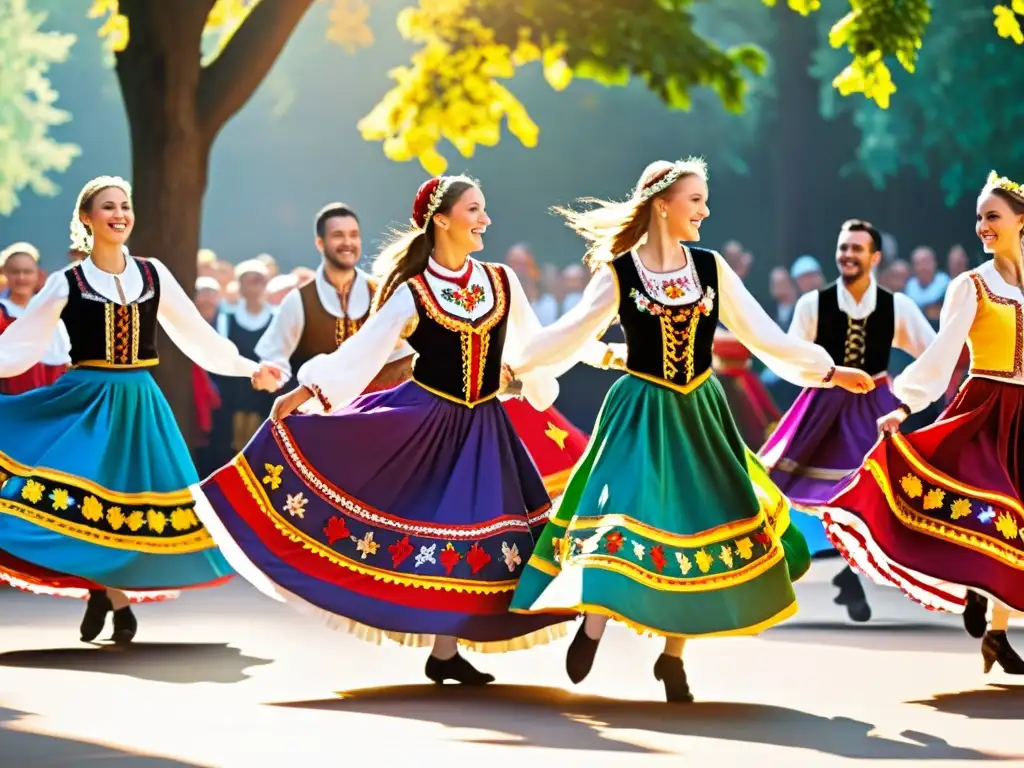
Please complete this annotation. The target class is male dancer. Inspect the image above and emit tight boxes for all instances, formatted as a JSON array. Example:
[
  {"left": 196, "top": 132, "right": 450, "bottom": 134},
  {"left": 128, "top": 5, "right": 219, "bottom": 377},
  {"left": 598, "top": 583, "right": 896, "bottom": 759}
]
[
  {"left": 253, "top": 203, "right": 413, "bottom": 393},
  {"left": 759, "top": 219, "right": 937, "bottom": 621}
]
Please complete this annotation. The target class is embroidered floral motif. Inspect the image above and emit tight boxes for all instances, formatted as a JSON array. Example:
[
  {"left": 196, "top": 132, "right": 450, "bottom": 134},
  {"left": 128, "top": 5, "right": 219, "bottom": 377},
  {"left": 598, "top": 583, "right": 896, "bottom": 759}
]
[
  {"left": 389, "top": 535, "right": 414, "bottom": 567},
  {"left": 604, "top": 530, "right": 625, "bottom": 553},
  {"left": 923, "top": 488, "right": 945, "bottom": 511},
  {"left": 81, "top": 495, "right": 104, "bottom": 522},
  {"left": 440, "top": 284, "right": 486, "bottom": 313},
  {"left": 979, "top": 505, "right": 997, "bottom": 524},
  {"left": 650, "top": 545, "right": 667, "bottom": 573},
  {"left": 544, "top": 422, "right": 569, "bottom": 450},
  {"left": 284, "top": 492, "right": 308, "bottom": 518},
  {"left": 466, "top": 541, "right": 492, "bottom": 573},
  {"left": 353, "top": 531, "right": 379, "bottom": 559},
  {"left": 262, "top": 464, "right": 283, "bottom": 490},
  {"left": 415, "top": 543, "right": 437, "bottom": 567},
  {"left": 170, "top": 508, "right": 199, "bottom": 531},
  {"left": 697, "top": 287, "right": 715, "bottom": 315},
  {"left": 106, "top": 507, "right": 125, "bottom": 530},
  {"left": 676, "top": 551, "right": 692, "bottom": 574},
  {"left": 501, "top": 541, "right": 521, "bottom": 572},
  {"left": 147, "top": 509, "right": 167, "bottom": 534},
  {"left": 694, "top": 548, "right": 714, "bottom": 574},
  {"left": 735, "top": 537, "right": 754, "bottom": 560},
  {"left": 900, "top": 474, "right": 923, "bottom": 498},
  {"left": 20, "top": 481, "right": 44, "bottom": 505},
  {"left": 995, "top": 510, "right": 1019, "bottom": 540},
  {"left": 49, "top": 488, "right": 72, "bottom": 511},
  {"left": 125, "top": 511, "right": 145, "bottom": 531},
  {"left": 719, "top": 544, "right": 734, "bottom": 569},
  {"left": 439, "top": 542, "right": 461, "bottom": 574},
  {"left": 323, "top": 516, "right": 350, "bottom": 544},
  {"left": 638, "top": 267, "right": 693, "bottom": 300},
  {"left": 630, "top": 288, "right": 667, "bottom": 316},
  {"left": 949, "top": 498, "right": 972, "bottom": 521},
  {"left": 631, "top": 540, "right": 646, "bottom": 561}
]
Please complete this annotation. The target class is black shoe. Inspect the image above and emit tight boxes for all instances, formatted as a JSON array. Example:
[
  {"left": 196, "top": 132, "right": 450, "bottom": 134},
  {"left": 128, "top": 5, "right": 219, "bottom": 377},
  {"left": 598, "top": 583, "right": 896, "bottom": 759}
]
[
  {"left": 963, "top": 590, "right": 989, "bottom": 638},
  {"left": 982, "top": 630, "right": 1024, "bottom": 674},
  {"left": 424, "top": 652, "right": 495, "bottom": 685},
  {"left": 653, "top": 654, "right": 694, "bottom": 703},
  {"left": 80, "top": 590, "right": 112, "bottom": 642},
  {"left": 566, "top": 620, "right": 601, "bottom": 684},
  {"left": 111, "top": 606, "right": 137, "bottom": 645},
  {"left": 832, "top": 566, "right": 871, "bottom": 622}
]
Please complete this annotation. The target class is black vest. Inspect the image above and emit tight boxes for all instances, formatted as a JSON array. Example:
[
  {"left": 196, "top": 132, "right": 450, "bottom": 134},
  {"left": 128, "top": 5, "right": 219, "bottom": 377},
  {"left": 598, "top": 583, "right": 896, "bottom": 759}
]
[
  {"left": 813, "top": 282, "right": 895, "bottom": 375},
  {"left": 405, "top": 262, "right": 509, "bottom": 406},
  {"left": 62, "top": 258, "right": 161, "bottom": 368},
  {"left": 612, "top": 248, "right": 719, "bottom": 388},
  {"left": 223, "top": 311, "right": 275, "bottom": 413}
]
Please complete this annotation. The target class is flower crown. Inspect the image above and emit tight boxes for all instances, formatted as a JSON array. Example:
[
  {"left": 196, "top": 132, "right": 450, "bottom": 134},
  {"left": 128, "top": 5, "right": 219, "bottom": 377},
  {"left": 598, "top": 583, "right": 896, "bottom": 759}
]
[
  {"left": 638, "top": 159, "right": 707, "bottom": 203},
  {"left": 987, "top": 170, "right": 1024, "bottom": 201},
  {"left": 412, "top": 176, "right": 453, "bottom": 230}
]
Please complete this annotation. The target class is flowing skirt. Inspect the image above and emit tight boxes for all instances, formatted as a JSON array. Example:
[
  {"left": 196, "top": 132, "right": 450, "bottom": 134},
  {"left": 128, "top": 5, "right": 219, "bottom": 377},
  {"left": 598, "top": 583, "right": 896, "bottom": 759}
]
[
  {"left": 502, "top": 398, "right": 589, "bottom": 498},
  {"left": 510, "top": 371, "right": 809, "bottom": 638},
  {"left": 0, "top": 368, "right": 232, "bottom": 602},
  {"left": 823, "top": 377, "right": 1024, "bottom": 613},
  {"left": 199, "top": 380, "right": 569, "bottom": 652},
  {"left": 760, "top": 375, "right": 896, "bottom": 554}
]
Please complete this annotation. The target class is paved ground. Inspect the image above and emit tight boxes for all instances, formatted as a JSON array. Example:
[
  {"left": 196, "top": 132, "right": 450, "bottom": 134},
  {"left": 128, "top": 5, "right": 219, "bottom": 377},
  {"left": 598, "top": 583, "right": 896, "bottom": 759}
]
[{"left": 0, "top": 561, "right": 1022, "bottom": 767}]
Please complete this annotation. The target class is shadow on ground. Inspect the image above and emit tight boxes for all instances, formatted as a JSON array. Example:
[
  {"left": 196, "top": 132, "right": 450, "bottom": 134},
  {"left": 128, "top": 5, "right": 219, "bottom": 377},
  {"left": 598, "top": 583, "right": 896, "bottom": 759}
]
[
  {"left": 909, "top": 684, "right": 1024, "bottom": 719},
  {"left": 0, "top": 642, "right": 272, "bottom": 684},
  {"left": 271, "top": 684, "right": 1016, "bottom": 759},
  {"left": 0, "top": 707, "right": 202, "bottom": 766}
]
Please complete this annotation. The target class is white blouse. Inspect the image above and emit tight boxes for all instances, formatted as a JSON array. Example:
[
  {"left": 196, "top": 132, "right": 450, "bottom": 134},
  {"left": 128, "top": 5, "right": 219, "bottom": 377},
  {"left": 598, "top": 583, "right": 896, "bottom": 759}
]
[
  {"left": 788, "top": 276, "right": 937, "bottom": 358},
  {"left": 894, "top": 260, "right": 1024, "bottom": 413},
  {"left": 0, "top": 298, "right": 71, "bottom": 367},
  {"left": 255, "top": 265, "right": 415, "bottom": 382},
  {"left": 296, "top": 257, "right": 608, "bottom": 413},
  {"left": 511, "top": 248, "right": 836, "bottom": 387},
  {"left": 0, "top": 257, "right": 259, "bottom": 379}
]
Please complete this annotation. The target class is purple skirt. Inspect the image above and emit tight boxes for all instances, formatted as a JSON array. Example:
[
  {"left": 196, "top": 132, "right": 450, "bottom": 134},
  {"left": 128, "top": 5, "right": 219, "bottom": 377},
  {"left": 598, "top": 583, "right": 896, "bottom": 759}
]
[
  {"left": 759, "top": 378, "right": 896, "bottom": 554},
  {"left": 200, "top": 381, "right": 569, "bottom": 652}
]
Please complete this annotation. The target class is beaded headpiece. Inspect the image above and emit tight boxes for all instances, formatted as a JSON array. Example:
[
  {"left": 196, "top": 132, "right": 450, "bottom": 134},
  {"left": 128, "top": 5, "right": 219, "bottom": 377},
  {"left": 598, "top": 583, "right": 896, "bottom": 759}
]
[
  {"left": 412, "top": 176, "right": 454, "bottom": 230},
  {"left": 637, "top": 158, "right": 708, "bottom": 203},
  {"left": 987, "top": 170, "right": 1024, "bottom": 201},
  {"left": 69, "top": 175, "right": 133, "bottom": 255}
]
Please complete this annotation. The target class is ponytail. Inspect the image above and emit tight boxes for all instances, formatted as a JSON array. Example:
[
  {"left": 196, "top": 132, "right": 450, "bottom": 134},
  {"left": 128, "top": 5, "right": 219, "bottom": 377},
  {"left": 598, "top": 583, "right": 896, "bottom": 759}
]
[
  {"left": 553, "top": 197, "right": 653, "bottom": 271},
  {"left": 370, "top": 225, "right": 434, "bottom": 312}
]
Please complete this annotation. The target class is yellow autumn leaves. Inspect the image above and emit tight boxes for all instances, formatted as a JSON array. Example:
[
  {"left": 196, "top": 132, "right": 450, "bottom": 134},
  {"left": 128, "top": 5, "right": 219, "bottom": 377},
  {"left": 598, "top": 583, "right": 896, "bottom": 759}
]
[
  {"left": 357, "top": 4, "right": 574, "bottom": 175},
  {"left": 994, "top": 0, "right": 1024, "bottom": 44}
]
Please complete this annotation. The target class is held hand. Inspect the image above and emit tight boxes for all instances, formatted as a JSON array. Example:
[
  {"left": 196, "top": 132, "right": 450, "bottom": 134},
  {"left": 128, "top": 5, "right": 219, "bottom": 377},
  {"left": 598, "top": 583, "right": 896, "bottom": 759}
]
[
  {"left": 877, "top": 408, "right": 908, "bottom": 435},
  {"left": 251, "top": 363, "right": 284, "bottom": 392},
  {"left": 270, "top": 386, "right": 313, "bottom": 421},
  {"left": 500, "top": 378, "right": 524, "bottom": 397},
  {"left": 831, "top": 366, "right": 875, "bottom": 394},
  {"left": 499, "top": 363, "right": 515, "bottom": 391}
]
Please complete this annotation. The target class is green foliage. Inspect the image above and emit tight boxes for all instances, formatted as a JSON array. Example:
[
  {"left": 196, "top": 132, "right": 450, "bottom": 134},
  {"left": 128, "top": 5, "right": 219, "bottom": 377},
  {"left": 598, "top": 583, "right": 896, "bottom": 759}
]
[
  {"left": 811, "top": 0, "right": 1024, "bottom": 204},
  {"left": 0, "top": 0, "right": 80, "bottom": 216}
]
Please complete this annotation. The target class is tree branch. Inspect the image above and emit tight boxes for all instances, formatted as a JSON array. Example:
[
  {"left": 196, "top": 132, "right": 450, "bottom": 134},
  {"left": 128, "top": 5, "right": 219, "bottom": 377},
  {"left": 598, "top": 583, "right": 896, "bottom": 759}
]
[{"left": 197, "top": 0, "right": 316, "bottom": 140}]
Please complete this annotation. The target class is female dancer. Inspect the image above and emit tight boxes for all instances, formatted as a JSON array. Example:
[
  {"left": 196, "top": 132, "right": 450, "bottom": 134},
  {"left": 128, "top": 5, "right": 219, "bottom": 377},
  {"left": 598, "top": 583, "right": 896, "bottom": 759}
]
[
  {"left": 506, "top": 159, "right": 874, "bottom": 701},
  {"left": 0, "top": 176, "right": 280, "bottom": 644},
  {"left": 823, "top": 171, "right": 1024, "bottom": 674},
  {"left": 199, "top": 175, "right": 587, "bottom": 685}
]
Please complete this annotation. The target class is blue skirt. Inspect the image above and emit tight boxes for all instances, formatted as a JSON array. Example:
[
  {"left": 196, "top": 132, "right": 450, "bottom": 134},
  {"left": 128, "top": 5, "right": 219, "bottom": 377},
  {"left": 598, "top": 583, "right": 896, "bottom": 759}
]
[{"left": 0, "top": 368, "right": 232, "bottom": 599}]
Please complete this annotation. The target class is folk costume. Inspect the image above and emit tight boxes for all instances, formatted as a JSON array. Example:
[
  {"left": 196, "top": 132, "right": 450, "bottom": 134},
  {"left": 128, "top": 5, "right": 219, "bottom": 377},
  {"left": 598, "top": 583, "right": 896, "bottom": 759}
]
[
  {"left": 509, "top": 246, "right": 840, "bottom": 646},
  {"left": 0, "top": 298, "right": 70, "bottom": 394},
  {"left": 712, "top": 329, "right": 782, "bottom": 449},
  {"left": 822, "top": 255, "right": 1024, "bottom": 671},
  {"left": 0, "top": 253, "right": 259, "bottom": 640}
]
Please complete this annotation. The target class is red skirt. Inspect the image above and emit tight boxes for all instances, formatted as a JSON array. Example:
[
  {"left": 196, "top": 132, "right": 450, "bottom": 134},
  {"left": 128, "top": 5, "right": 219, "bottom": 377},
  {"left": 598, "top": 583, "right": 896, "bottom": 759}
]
[
  {"left": 502, "top": 398, "right": 589, "bottom": 497},
  {"left": 0, "top": 364, "right": 67, "bottom": 395},
  {"left": 823, "top": 377, "right": 1024, "bottom": 613}
]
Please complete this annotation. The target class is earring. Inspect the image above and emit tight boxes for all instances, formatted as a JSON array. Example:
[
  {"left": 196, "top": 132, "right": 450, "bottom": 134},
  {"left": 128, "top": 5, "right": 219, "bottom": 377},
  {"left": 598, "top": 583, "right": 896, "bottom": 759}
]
[{"left": 660, "top": 210, "right": 667, "bottom": 218}]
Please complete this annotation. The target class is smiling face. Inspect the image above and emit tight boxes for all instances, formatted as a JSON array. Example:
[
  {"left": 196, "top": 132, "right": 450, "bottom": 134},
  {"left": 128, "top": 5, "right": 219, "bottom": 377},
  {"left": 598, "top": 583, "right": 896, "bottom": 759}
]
[
  {"left": 654, "top": 174, "right": 709, "bottom": 242},
  {"left": 976, "top": 190, "right": 1024, "bottom": 255},
  {"left": 81, "top": 186, "right": 133, "bottom": 249},
  {"left": 2, "top": 252, "right": 39, "bottom": 302},
  {"left": 836, "top": 229, "right": 880, "bottom": 284},
  {"left": 318, "top": 214, "right": 361, "bottom": 270},
  {"left": 435, "top": 185, "right": 490, "bottom": 254}
]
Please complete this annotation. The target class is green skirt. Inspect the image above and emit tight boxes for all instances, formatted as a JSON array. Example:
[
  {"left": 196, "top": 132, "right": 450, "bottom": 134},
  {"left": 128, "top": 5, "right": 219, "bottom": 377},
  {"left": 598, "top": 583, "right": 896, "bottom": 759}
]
[{"left": 510, "top": 371, "right": 809, "bottom": 638}]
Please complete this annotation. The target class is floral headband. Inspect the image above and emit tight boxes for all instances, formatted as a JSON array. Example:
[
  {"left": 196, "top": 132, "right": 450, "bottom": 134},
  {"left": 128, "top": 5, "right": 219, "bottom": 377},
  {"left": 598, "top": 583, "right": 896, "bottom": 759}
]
[
  {"left": 987, "top": 170, "right": 1024, "bottom": 201},
  {"left": 638, "top": 159, "right": 707, "bottom": 204}
]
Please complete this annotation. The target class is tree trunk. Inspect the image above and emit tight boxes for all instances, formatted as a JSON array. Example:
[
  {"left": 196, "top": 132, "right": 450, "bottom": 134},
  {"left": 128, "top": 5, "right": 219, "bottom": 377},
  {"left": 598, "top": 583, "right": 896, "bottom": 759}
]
[{"left": 112, "top": 0, "right": 316, "bottom": 447}]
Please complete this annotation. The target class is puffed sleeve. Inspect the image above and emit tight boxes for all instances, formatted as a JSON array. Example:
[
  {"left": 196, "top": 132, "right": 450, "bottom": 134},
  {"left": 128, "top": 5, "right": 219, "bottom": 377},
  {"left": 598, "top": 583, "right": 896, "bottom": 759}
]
[
  {"left": 715, "top": 251, "right": 836, "bottom": 387},
  {"left": 505, "top": 264, "right": 620, "bottom": 380},
  {"left": 151, "top": 259, "right": 260, "bottom": 378},
  {"left": 892, "top": 291, "right": 938, "bottom": 359},
  {"left": 254, "top": 288, "right": 304, "bottom": 382},
  {"left": 787, "top": 291, "right": 819, "bottom": 342},
  {"left": 893, "top": 272, "right": 976, "bottom": 413},
  {"left": 297, "top": 284, "right": 417, "bottom": 412},
  {"left": 0, "top": 272, "right": 69, "bottom": 376}
]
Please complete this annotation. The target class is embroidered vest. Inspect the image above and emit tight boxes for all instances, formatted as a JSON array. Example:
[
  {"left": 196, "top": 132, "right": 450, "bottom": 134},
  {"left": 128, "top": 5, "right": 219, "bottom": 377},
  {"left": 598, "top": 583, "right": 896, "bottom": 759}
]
[
  {"left": 967, "top": 272, "right": 1023, "bottom": 378},
  {"left": 61, "top": 258, "right": 161, "bottom": 369},
  {"left": 813, "top": 282, "right": 894, "bottom": 376},
  {"left": 290, "top": 276, "right": 377, "bottom": 374},
  {"left": 405, "top": 263, "right": 509, "bottom": 406},
  {"left": 612, "top": 248, "right": 719, "bottom": 389}
]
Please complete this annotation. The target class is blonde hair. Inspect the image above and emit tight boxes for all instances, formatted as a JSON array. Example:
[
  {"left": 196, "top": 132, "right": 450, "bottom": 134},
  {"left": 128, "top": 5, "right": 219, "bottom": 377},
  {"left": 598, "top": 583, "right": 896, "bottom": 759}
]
[
  {"left": 555, "top": 158, "right": 708, "bottom": 269},
  {"left": 70, "top": 175, "right": 133, "bottom": 255},
  {"left": 371, "top": 175, "right": 479, "bottom": 312}
]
